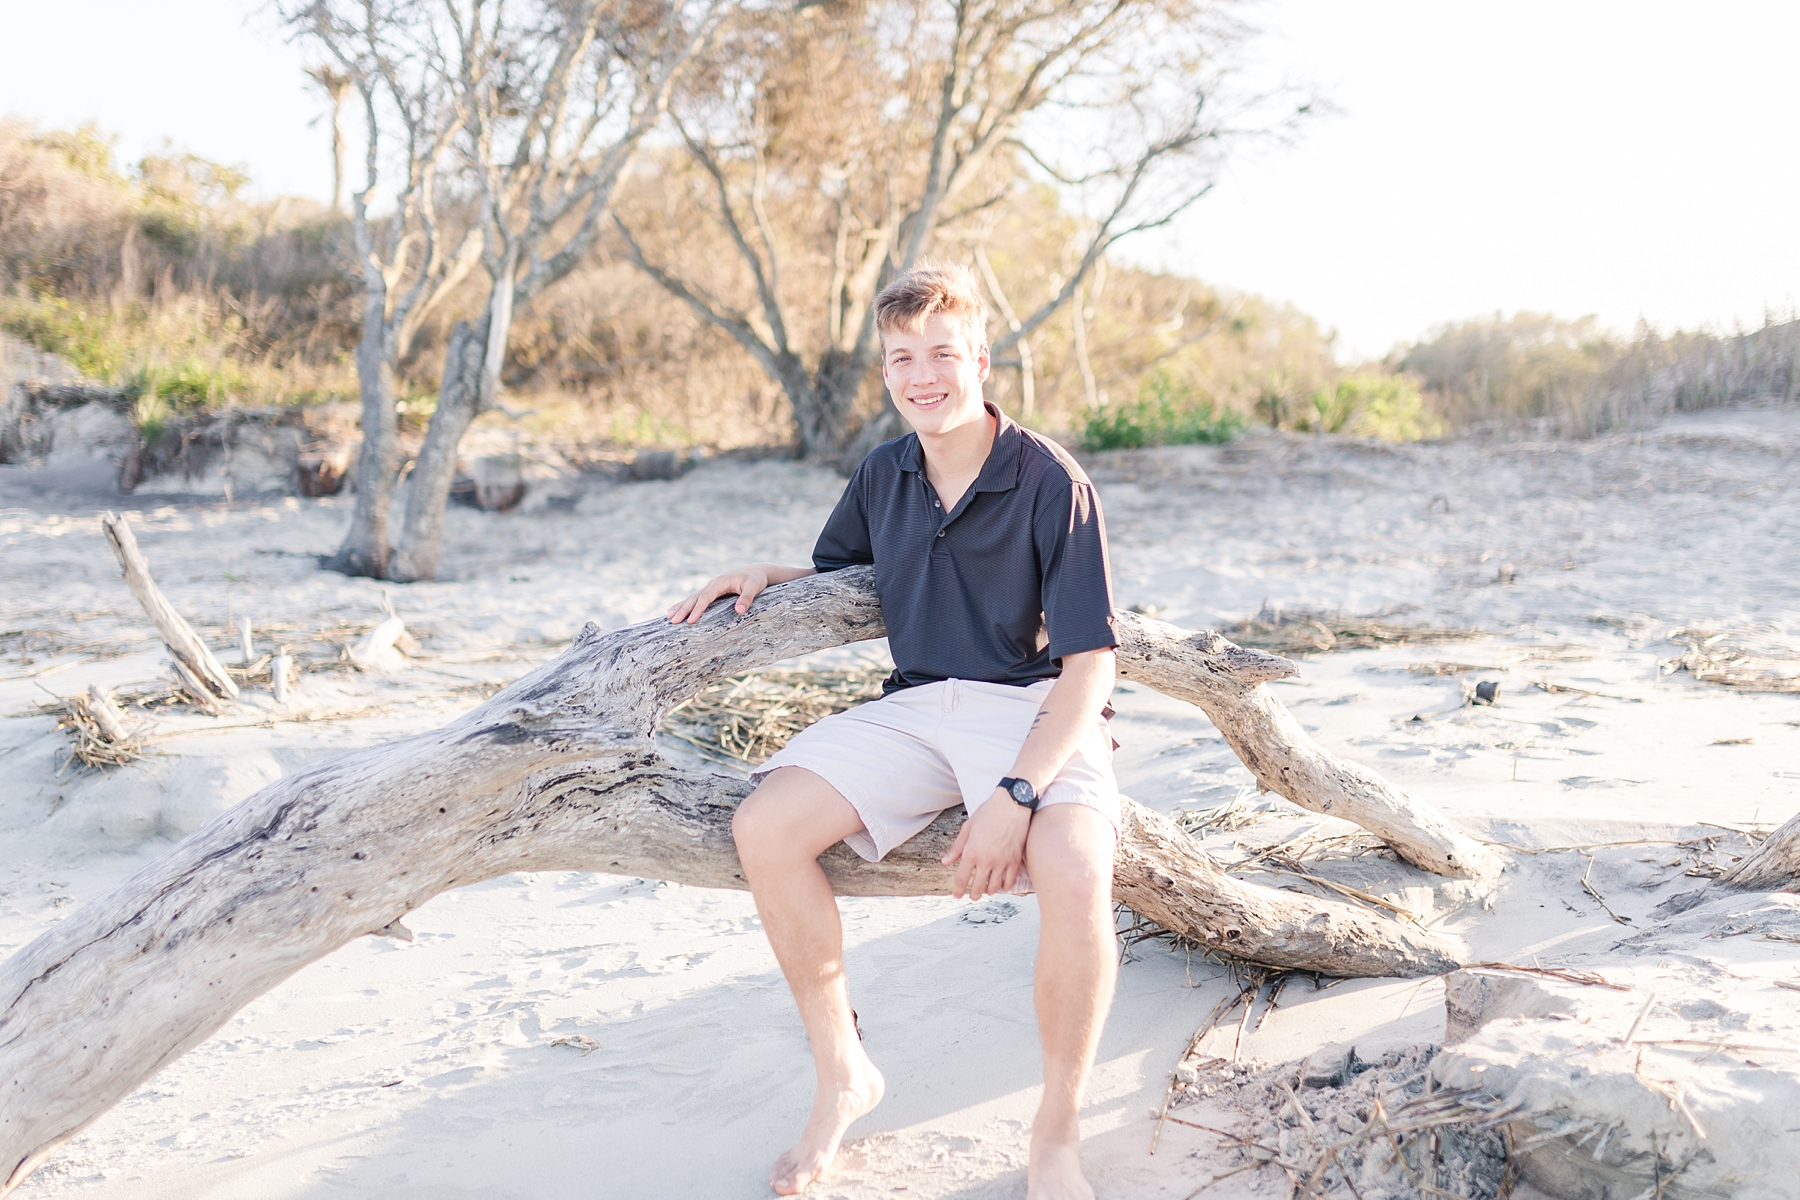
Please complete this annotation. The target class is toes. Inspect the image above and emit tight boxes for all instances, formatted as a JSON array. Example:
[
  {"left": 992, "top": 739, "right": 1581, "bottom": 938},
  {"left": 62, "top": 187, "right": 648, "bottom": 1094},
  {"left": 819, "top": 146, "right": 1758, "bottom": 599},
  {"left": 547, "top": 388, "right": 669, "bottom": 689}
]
[{"left": 769, "top": 1152, "right": 817, "bottom": 1196}]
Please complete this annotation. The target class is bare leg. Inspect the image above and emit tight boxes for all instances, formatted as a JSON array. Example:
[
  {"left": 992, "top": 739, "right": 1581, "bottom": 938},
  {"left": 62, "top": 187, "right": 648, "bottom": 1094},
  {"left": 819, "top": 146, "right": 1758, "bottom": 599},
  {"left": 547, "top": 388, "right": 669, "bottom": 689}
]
[
  {"left": 1022, "top": 805, "right": 1119, "bottom": 1200},
  {"left": 733, "top": 767, "right": 887, "bottom": 1194}
]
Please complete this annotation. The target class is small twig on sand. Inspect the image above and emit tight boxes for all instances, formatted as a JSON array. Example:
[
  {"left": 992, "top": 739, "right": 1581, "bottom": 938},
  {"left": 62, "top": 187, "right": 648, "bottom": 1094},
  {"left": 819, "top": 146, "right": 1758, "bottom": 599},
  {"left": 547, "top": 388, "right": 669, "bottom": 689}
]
[
  {"left": 1528, "top": 679, "right": 1643, "bottom": 703},
  {"left": 1246, "top": 864, "right": 1421, "bottom": 923},
  {"left": 1486, "top": 838, "right": 1684, "bottom": 855},
  {"left": 1581, "top": 854, "right": 1633, "bottom": 925},
  {"left": 1697, "top": 820, "right": 1772, "bottom": 841},
  {"left": 1465, "top": 961, "right": 1632, "bottom": 991},
  {"left": 1622, "top": 991, "right": 1658, "bottom": 1044},
  {"left": 1630, "top": 1037, "right": 1800, "bottom": 1055},
  {"left": 1231, "top": 980, "right": 1260, "bottom": 1062},
  {"left": 1177, "top": 1157, "right": 1274, "bottom": 1199},
  {"left": 1256, "top": 975, "right": 1289, "bottom": 1032}
]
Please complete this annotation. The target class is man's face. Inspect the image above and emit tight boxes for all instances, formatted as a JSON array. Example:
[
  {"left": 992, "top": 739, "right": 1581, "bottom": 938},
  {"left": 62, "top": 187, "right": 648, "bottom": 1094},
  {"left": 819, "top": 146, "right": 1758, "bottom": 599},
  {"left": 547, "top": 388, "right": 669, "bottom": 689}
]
[{"left": 880, "top": 313, "right": 991, "bottom": 437}]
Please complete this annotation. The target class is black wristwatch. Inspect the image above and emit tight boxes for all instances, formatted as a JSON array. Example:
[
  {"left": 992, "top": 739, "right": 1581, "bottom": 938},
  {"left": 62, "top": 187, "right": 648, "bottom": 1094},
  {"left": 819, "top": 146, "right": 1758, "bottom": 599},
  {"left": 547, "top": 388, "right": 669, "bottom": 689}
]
[{"left": 998, "top": 777, "right": 1038, "bottom": 812}]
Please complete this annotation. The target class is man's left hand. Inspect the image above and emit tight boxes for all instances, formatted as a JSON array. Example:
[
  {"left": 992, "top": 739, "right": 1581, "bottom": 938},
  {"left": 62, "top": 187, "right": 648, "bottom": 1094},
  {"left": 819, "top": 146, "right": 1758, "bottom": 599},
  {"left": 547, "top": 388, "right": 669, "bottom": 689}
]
[{"left": 942, "top": 788, "right": 1033, "bottom": 900}]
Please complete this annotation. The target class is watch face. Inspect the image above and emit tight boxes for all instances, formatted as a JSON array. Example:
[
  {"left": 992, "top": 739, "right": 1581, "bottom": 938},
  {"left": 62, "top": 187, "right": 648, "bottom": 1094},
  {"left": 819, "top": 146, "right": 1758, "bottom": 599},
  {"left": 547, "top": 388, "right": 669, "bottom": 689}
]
[{"left": 1009, "top": 779, "right": 1034, "bottom": 805}]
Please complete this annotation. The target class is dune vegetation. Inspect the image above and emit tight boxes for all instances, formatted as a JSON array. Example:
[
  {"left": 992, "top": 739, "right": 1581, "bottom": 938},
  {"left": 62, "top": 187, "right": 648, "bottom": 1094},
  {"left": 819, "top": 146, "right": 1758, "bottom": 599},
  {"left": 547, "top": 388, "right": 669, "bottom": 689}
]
[{"left": 2, "top": 108, "right": 1793, "bottom": 464}]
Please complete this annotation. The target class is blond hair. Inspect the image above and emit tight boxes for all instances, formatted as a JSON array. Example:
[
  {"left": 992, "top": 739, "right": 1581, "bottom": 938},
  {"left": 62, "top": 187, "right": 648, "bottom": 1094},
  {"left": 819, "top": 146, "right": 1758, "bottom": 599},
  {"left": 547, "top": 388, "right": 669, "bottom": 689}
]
[{"left": 873, "top": 261, "right": 988, "bottom": 350}]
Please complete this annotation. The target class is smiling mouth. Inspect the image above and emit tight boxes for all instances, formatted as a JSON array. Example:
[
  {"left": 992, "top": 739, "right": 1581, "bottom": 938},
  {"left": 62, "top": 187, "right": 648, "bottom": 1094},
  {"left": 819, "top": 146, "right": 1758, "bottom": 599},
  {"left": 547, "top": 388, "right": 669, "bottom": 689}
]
[{"left": 908, "top": 393, "right": 948, "bottom": 407}]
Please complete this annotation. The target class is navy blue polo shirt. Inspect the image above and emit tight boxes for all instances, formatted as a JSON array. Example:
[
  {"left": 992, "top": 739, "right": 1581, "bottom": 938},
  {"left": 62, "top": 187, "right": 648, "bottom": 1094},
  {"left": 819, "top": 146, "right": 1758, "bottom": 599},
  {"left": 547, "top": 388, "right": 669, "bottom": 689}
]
[{"left": 814, "top": 403, "right": 1116, "bottom": 693}]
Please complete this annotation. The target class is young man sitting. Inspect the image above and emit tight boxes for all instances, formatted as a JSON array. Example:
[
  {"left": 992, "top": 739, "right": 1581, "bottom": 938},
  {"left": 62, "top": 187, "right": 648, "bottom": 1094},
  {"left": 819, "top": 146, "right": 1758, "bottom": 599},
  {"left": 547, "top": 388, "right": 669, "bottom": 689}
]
[{"left": 667, "top": 262, "right": 1120, "bottom": 1199}]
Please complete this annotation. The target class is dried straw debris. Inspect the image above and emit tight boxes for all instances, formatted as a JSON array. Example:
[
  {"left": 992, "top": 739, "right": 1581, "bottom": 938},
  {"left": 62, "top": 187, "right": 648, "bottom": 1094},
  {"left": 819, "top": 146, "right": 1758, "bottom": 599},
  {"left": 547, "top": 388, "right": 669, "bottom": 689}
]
[
  {"left": 41, "top": 691, "right": 147, "bottom": 770},
  {"left": 1175, "top": 1045, "right": 1516, "bottom": 1198},
  {"left": 0, "top": 622, "right": 140, "bottom": 678},
  {"left": 1222, "top": 605, "right": 1484, "bottom": 656},
  {"left": 1663, "top": 626, "right": 1800, "bottom": 693},
  {"left": 659, "top": 665, "right": 889, "bottom": 766},
  {"left": 1173, "top": 789, "right": 1308, "bottom": 837},
  {"left": 33, "top": 679, "right": 242, "bottom": 771}
]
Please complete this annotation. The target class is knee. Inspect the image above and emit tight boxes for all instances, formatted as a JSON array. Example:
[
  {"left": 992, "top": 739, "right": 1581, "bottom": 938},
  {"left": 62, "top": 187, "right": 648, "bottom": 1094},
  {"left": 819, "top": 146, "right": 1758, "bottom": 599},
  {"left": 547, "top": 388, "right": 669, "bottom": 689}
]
[
  {"left": 731, "top": 777, "right": 808, "bottom": 867},
  {"left": 1034, "top": 848, "right": 1113, "bottom": 908},
  {"left": 731, "top": 789, "right": 781, "bottom": 862},
  {"left": 1028, "top": 812, "right": 1116, "bottom": 906}
]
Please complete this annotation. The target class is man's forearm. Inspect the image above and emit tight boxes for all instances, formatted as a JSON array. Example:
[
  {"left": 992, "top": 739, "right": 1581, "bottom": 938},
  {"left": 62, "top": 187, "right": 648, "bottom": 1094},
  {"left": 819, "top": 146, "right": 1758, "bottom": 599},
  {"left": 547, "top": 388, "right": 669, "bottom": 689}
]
[
  {"left": 757, "top": 564, "right": 818, "bottom": 585},
  {"left": 1004, "top": 649, "right": 1116, "bottom": 794}
]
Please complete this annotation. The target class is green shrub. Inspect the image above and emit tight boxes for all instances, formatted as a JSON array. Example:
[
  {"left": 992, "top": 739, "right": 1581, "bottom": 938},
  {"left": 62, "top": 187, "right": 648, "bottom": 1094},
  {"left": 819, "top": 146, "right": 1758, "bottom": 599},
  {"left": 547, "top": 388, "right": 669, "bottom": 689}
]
[
  {"left": 130, "top": 357, "right": 249, "bottom": 406},
  {"left": 0, "top": 291, "right": 352, "bottom": 424},
  {"left": 131, "top": 391, "right": 171, "bottom": 443},
  {"left": 1295, "top": 375, "right": 1442, "bottom": 442},
  {"left": 1346, "top": 375, "right": 1441, "bottom": 441},
  {"left": 1080, "top": 370, "right": 1245, "bottom": 451},
  {"left": 0, "top": 294, "right": 123, "bottom": 378}
]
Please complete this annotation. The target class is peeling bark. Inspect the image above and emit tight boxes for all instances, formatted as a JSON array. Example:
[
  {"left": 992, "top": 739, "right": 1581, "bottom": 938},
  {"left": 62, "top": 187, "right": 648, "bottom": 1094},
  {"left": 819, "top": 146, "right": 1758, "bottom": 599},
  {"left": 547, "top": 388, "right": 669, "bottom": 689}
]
[{"left": 0, "top": 567, "right": 1467, "bottom": 1193}]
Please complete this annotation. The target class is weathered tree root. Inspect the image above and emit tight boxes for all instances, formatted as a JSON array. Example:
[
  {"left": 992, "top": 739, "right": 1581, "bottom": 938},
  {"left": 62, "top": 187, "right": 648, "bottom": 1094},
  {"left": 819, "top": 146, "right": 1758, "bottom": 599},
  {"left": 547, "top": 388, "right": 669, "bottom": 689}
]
[{"left": 0, "top": 567, "right": 1467, "bottom": 1193}]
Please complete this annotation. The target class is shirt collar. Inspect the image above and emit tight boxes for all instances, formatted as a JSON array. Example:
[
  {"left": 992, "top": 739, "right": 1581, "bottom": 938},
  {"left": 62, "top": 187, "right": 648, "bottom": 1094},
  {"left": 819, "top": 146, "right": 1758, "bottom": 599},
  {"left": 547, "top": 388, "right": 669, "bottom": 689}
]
[{"left": 898, "top": 402, "right": 1024, "bottom": 493}]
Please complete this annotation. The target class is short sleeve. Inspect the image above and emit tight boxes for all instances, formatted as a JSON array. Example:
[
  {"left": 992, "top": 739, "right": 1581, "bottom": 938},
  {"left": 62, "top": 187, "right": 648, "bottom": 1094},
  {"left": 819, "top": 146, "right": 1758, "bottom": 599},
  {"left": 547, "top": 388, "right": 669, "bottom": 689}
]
[
  {"left": 812, "top": 464, "right": 874, "bottom": 572},
  {"left": 1034, "top": 471, "right": 1116, "bottom": 662}
]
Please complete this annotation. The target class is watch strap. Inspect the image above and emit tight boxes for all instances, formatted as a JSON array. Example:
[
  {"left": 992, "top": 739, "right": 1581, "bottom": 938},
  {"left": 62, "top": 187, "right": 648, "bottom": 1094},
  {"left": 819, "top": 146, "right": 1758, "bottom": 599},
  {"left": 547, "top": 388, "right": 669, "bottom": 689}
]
[{"left": 998, "top": 776, "right": 1038, "bottom": 812}]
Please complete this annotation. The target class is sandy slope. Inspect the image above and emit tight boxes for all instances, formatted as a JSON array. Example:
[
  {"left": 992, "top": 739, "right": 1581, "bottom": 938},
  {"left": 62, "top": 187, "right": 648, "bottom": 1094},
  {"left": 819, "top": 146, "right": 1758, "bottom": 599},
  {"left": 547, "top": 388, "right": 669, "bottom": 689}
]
[{"left": 1, "top": 407, "right": 1796, "bottom": 1198}]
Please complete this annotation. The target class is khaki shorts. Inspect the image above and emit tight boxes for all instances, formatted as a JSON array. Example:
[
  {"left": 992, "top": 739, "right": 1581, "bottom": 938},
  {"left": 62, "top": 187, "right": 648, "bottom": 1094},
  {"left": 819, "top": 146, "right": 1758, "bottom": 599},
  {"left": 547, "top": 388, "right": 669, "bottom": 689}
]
[{"left": 751, "top": 677, "right": 1120, "bottom": 864}]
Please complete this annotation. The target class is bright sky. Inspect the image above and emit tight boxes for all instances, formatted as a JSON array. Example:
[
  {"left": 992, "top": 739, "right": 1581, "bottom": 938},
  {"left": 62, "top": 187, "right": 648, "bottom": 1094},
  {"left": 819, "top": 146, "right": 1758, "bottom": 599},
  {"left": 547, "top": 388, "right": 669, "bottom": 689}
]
[{"left": 3, "top": 0, "right": 1795, "bottom": 359}]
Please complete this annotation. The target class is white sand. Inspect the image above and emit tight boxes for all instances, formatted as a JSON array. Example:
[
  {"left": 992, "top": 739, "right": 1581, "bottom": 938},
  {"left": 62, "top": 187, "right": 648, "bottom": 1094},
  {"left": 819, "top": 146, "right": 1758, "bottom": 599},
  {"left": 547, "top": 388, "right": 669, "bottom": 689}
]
[{"left": 2, "top": 406, "right": 1797, "bottom": 1197}]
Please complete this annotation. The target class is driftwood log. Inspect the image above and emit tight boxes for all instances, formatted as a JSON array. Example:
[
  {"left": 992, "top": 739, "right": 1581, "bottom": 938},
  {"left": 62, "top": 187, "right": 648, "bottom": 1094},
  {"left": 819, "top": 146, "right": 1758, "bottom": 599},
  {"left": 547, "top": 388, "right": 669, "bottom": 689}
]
[
  {"left": 1116, "top": 625, "right": 1500, "bottom": 879},
  {"left": 99, "top": 512, "right": 238, "bottom": 702},
  {"left": 0, "top": 567, "right": 1469, "bottom": 1193},
  {"left": 1722, "top": 812, "right": 1800, "bottom": 891}
]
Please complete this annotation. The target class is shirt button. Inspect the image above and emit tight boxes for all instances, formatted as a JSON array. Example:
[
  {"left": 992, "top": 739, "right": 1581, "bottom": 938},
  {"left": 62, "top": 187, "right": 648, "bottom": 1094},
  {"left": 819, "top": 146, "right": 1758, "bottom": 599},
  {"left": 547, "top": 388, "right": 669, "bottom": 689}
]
[{"left": 936, "top": 530, "right": 945, "bottom": 538}]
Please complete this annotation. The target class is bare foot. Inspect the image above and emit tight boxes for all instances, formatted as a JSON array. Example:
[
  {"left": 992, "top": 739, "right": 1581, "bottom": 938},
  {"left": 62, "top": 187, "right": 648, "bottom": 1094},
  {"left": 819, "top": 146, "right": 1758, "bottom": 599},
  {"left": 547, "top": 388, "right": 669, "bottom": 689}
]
[
  {"left": 769, "top": 1053, "right": 885, "bottom": 1195},
  {"left": 1026, "top": 1123, "right": 1094, "bottom": 1200}
]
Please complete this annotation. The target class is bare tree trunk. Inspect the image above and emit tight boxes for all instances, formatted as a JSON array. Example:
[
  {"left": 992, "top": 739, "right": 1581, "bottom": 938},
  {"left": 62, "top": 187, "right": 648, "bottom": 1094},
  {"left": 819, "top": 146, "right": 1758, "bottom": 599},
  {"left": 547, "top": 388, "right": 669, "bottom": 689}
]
[
  {"left": 975, "top": 246, "right": 1034, "bottom": 418},
  {"left": 329, "top": 93, "right": 348, "bottom": 216},
  {"left": 387, "top": 316, "right": 489, "bottom": 582},
  {"left": 0, "top": 569, "right": 1464, "bottom": 1195},
  {"left": 324, "top": 276, "right": 398, "bottom": 578},
  {"left": 304, "top": 66, "right": 351, "bottom": 217},
  {"left": 774, "top": 350, "right": 868, "bottom": 462}
]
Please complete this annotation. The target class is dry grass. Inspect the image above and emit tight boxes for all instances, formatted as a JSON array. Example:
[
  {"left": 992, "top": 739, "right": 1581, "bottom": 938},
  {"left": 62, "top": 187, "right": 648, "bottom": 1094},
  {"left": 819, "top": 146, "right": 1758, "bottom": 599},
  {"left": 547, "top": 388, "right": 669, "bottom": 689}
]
[
  {"left": 659, "top": 666, "right": 889, "bottom": 766},
  {"left": 1401, "top": 311, "right": 1800, "bottom": 438},
  {"left": 1171, "top": 1046, "right": 1517, "bottom": 1198},
  {"left": 1172, "top": 789, "right": 1304, "bottom": 837},
  {"left": 34, "top": 682, "right": 194, "bottom": 771},
  {"left": 1221, "top": 606, "right": 1484, "bottom": 656},
  {"left": 40, "top": 693, "right": 148, "bottom": 770},
  {"left": 1663, "top": 626, "right": 1800, "bottom": 693},
  {"left": 0, "top": 621, "right": 141, "bottom": 670}
]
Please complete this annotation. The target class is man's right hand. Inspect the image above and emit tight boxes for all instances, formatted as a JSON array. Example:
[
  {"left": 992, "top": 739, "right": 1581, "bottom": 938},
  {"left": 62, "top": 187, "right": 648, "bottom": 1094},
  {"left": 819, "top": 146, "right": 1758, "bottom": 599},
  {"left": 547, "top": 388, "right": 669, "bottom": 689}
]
[{"left": 667, "top": 564, "right": 815, "bottom": 624}]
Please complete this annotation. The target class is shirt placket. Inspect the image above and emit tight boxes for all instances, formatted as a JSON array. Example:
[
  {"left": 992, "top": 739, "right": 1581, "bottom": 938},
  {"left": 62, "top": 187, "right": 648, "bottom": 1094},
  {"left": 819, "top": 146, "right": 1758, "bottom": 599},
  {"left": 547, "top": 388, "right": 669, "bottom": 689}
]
[{"left": 924, "top": 476, "right": 951, "bottom": 551}]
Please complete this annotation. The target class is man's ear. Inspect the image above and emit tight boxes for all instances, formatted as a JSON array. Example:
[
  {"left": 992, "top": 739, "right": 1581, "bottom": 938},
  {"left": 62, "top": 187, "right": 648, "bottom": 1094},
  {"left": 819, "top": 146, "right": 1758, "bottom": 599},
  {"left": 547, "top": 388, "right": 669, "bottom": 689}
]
[{"left": 976, "top": 341, "right": 991, "bottom": 383}]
